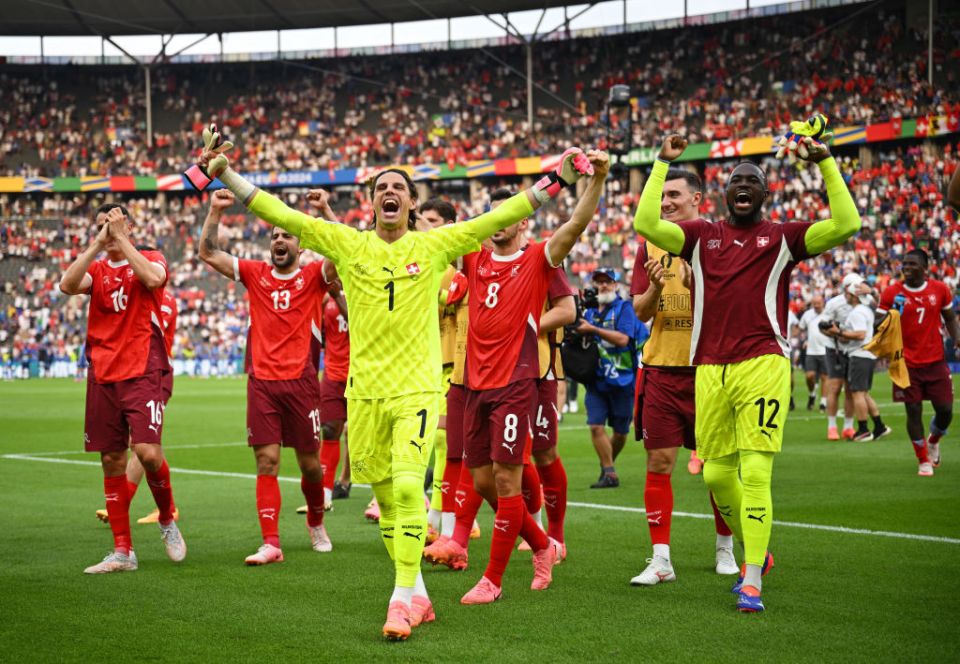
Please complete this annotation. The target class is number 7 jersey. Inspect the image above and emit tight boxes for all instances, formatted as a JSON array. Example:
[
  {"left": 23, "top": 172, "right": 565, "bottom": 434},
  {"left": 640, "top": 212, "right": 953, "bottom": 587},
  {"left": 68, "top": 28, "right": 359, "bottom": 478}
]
[{"left": 235, "top": 258, "right": 327, "bottom": 380}]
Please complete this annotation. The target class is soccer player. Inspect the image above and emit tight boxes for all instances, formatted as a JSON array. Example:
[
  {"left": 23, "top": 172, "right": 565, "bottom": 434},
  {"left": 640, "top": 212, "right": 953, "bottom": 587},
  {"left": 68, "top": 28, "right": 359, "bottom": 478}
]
[
  {"left": 797, "top": 294, "right": 829, "bottom": 411},
  {"left": 60, "top": 203, "right": 186, "bottom": 574},
  {"left": 878, "top": 249, "right": 960, "bottom": 476},
  {"left": 629, "top": 167, "right": 738, "bottom": 586},
  {"left": 189, "top": 126, "right": 592, "bottom": 639},
  {"left": 459, "top": 151, "right": 609, "bottom": 605},
  {"left": 95, "top": 286, "right": 180, "bottom": 525},
  {"left": 634, "top": 130, "right": 860, "bottom": 612},
  {"left": 821, "top": 273, "right": 870, "bottom": 439},
  {"left": 198, "top": 189, "right": 332, "bottom": 562}
]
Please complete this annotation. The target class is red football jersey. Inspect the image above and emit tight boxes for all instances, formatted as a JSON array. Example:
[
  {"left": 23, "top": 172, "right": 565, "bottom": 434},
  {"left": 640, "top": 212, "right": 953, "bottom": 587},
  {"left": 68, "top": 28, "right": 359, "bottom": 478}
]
[
  {"left": 464, "top": 242, "right": 555, "bottom": 390},
  {"left": 236, "top": 258, "right": 327, "bottom": 380},
  {"left": 160, "top": 289, "right": 177, "bottom": 358},
  {"left": 879, "top": 279, "right": 952, "bottom": 366},
  {"left": 678, "top": 218, "right": 815, "bottom": 365},
  {"left": 84, "top": 251, "right": 170, "bottom": 383},
  {"left": 321, "top": 294, "right": 350, "bottom": 382}
]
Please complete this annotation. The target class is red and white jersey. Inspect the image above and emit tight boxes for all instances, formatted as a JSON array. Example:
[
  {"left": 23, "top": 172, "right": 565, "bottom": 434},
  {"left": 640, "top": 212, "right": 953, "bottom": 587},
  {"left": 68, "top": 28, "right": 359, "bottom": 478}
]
[
  {"left": 879, "top": 279, "right": 953, "bottom": 367},
  {"left": 235, "top": 258, "right": 327, "bottom": 380},
  {"left": 463, "top": 241, "right": 556, "bottom": 390},
  {"left": 678, "top": 218, "right": 816, "bottom": 365},
  {"left": 84, "top": 251, "right": 170, "bottom": 383},
  {"left": 160, "top": 289, "right": 177, "bottom": 358},
  {"left": 321, "top": 294, "right": 350, "bottom": 382}
]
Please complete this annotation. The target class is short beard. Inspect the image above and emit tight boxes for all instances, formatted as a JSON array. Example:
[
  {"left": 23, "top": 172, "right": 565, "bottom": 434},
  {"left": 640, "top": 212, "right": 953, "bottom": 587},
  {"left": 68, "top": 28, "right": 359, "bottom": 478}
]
[
  {"left": 597, "top": 291, "right": 616, "bottom": 305},
  {"left": 271, "top": 252, "right": 294, "bottom": 269}
]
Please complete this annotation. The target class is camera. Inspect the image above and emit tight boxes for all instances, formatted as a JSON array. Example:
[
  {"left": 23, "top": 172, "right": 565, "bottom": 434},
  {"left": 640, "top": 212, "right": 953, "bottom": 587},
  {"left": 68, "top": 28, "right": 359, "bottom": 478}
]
[
  {"left": 818, "top": 320, "right": 835, "bottom": 332},
  {"left": 563, "top": 288, "right": 599, "bottom": 342},
  {"left": 581, "top": 287, "right": 599, "bottom": 311}
]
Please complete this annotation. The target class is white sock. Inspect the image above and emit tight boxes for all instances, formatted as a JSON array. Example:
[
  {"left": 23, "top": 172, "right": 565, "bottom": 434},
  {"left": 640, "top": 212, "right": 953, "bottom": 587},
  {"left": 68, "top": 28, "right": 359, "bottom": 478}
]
[
  {"left": 653, "top": 543, "right": 671, "bottom": 561},
  {"left": 390, "top": 586, "right": 414, "bottom": 607},
  {"left": 716, "top": 534, "right": 734, "bottom": 549},
  {"left": 844, "top": 416, "right": 854, "bottom": 430},
  {"left": 743, "top": 564, "right": 762, "bottom": 591},
  {"left": 531, "top": 509, "right": 544, "bottom": 530},
  {"left": 427, "top": 508, "right": 441, "bottom": 531},
  {"left": 413, "top": 572, "right": 428, "bottom": 599},
  {"left": 323, "top": 487, "right": 333, "bottom": 504},
  {"left": 440, "top": 511, "right": 455, "bottom": 537},
  {"left": 809, "top": 391, "right": 816, "bottom": 398}
]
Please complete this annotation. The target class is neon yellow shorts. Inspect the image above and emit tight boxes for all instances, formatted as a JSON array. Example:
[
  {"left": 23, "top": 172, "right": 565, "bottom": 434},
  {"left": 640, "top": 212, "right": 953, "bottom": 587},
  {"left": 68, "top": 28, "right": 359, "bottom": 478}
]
[
  {"left": 695, "top": 354, "right": 791, "bottom": 460},
  {"left": 439, "top": 364, "right": 453, "bottom": 418},
  {"left": 347, "top": 392, "right": 441, "bottom": 484}
]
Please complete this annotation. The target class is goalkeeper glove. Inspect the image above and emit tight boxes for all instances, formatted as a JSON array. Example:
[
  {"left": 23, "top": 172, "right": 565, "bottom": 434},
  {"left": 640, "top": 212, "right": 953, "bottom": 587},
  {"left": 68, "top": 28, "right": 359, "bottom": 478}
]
[
  {"left": 776, "top": 114, "right": 833, "bottom": 161},
  {"left": 184, "top": 123, "right": 234, "bottom": 191},
  {"left": 532, "top": 147, "right": 594, "bottom": 205}
]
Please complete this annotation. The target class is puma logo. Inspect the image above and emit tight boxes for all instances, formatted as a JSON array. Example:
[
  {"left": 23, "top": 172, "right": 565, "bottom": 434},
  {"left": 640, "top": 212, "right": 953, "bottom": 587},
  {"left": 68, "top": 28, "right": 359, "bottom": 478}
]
[
  {"left": 382, "top": 266, "right": 397, "bottom": 276},
  {"left": 544, "top": 496, "right": 558, "bottom": 509},
  {"left": 493, "top": 519, "right": 510, "bottom": 533},
  {"left": 747, "top": 513, "right": 767, "bottom": 524},
  {"left": 733, "top": 240, "right": 745, "bottom": 247},
  {"left": 104, "top": 493, "right": 120, "bottom": 503},
  {"left": 455, "top": 495, "right": 465, "bottom": 508},
  {"left": 259, "top": 509, "right": 277, "bottom": 521},
  {"left": 760, "top": 430, "right": 772, "bottom": 439},
  {"left": 403, "top": 531, "right": 423, "bottom": 541},
  {"left": 409, "top": 440, "right": 425, "bottom": 452},
  {"left": 148, "top": 424, "right": 158, "bottom": 433},
  {"left": 501, "top": 441, "right": 517, "bottom": 455},
  {"left": 647, "top": 510, "right": 662, "bottom": 526},
  {"left": 718, "top": 508, "right": 733, "bottom": 518}
]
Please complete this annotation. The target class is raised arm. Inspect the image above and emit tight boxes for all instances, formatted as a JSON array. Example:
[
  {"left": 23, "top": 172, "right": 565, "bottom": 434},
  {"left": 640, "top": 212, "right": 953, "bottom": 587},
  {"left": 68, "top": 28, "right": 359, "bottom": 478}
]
[
  {"left": 546, "top": 150, "right": 609, "bottom": 267},
  {"left": 633, "top": 136, "right": 686, "bottom": 255},
  {"left": 199, "top": 189, "right": 239, "bottom": 279},
  {"left": 60, "top": 224, "right": 109, "bottom": 295},
  {"left": 802, "top": 150, "right": 861, "bottom": 255}
]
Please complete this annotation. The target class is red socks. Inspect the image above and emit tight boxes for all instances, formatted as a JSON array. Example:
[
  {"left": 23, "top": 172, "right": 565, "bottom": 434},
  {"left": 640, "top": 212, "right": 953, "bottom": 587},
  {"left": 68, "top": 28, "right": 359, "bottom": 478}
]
[
  {"left": 441, "top": 458, "right": 462, "bottom": 514},
  {"left": 103, "top": 475, "right": 132, "bottom": 554},
  {"left": 644, "top": 471, "right": 673, "bottom": 546},
  {"left": 320, "top": 440, "right": 341, "bottom": 491},
  {"left": 484, "top": 494, "right": 525, "bottom": 587},
  {"left": 912, "top": 439, "right": 929, "bottom": 463},
  {"left": 538, "top": 458, "right": 568, "bottom": 543},
  {"left": 452, "top": 468, "right": 485, "bottom": 548},
  {"left": 145, "top": 459, "right": 175, "bottom": 524},
  {"left": 300, "top": 476, "right": 326, "bottom": 527},
  {"left": 521, "top": 463, "right": 542, "bottom": 514},
  {"left": 126, "top": 480, "right": 139, "bottom": 503},
  {"left": 256, "top": 474, "right": 281, "bottom": 548},
  {"left": 710, "top": 492, "right": 733, "bottom": 536}
]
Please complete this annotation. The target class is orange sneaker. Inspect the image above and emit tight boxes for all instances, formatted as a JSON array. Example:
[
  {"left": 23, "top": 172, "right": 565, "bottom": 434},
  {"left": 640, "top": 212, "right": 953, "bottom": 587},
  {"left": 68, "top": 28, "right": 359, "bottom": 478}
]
[
  {"left": 382, "top": 601, "right": 412, "bottom": 641},
  {"left": 531, "top": 537, "right": 560, "bottom": 590},
  {"left": 423, "top": 536, "right": 468, "bottom": 570},
  {"left": 470, "top": 521, "right": 481, "bottom": 539},
  {"left": 426, "top": 525, "right": 440, "bottom": 545},
  {"left": 410, "top": 596, "right": 435, "bottom": 627},
  {"left": 687, "top": 450, "right": 703, "bottom": 475},
  {"left": 137, "top": 507, "right": 179, "bottom": 525},
  {"left": 95, "top": 509, "right": 109, "bottom": 523},
  {"left": 827, "top": 426, "right": 839, "bottom": 441},
  {"left": 461, "top": 576, "right": 502, "bottom": 605},
  {"left": 842, "top": 428, "right": 856, "bottom": 440}
]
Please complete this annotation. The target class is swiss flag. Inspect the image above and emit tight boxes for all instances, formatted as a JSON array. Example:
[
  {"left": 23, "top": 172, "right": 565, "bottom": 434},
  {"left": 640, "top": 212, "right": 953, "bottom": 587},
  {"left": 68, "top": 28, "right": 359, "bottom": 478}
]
[
  {"left": 915, "top": 116, "right": 929, "bottom": 137},
  {"left": 406, "top": 263, "right": 420, "bottom": 275},
  {"left": 891, "top": 116, "right": 902, "bottom": 136},
  {"left": 948, "top": 113, "right": 959, "bottom": 133}
]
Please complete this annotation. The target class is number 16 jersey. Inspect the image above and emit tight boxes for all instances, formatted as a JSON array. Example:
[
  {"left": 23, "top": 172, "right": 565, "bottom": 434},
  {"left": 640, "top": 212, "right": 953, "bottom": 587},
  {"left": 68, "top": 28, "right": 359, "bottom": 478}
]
[
  {"left": 235, "top": 258, "right": 327, "bottom": 380},
  {"left": 464, "top": 242, "right": 556, "bottom": 391}
]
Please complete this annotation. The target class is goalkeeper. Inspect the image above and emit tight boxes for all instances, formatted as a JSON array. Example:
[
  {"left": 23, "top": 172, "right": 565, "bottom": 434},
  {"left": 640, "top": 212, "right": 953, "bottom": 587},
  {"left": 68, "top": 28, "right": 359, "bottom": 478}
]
[
  {"left": 632, "top": 117, "right": 860, "bottom": 613},
  {"left": 189, "top": 127, "right": 593, "bottom": 640}
]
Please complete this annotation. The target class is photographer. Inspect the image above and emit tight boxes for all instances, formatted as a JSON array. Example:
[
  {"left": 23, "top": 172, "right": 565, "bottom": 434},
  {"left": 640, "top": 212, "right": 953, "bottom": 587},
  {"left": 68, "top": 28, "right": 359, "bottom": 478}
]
[{"left": 575, "top": 268, "right": 639, "bottom": 488}]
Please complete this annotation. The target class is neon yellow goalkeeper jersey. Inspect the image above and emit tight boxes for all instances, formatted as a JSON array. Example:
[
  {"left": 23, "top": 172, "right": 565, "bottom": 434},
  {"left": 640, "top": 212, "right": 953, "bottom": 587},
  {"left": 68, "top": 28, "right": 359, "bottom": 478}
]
[{"left": 248, "top": 191, "right": 531, "bottom": 399}]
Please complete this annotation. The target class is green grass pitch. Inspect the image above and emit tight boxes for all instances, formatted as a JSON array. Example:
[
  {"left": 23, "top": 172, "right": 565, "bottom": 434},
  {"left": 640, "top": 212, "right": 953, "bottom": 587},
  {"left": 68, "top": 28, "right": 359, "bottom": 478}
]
[{"left": 1, "top": 373, "right": 958, "bottom": 662}]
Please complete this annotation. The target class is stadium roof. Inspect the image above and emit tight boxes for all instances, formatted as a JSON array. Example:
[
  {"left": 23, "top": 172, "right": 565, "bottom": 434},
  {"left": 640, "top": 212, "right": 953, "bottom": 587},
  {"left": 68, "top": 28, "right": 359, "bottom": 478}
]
[{"left": 5, "top": 1, "right": 591, "bottom": 36}]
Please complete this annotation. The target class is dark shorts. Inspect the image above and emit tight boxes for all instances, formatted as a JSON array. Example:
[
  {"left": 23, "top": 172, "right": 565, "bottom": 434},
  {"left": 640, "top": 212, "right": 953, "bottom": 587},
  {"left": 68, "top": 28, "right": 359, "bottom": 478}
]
[
  {"left": 248, "top": 375, "right": 322, "bottom": 451},
  {"left": 847, "top": 356, "right": 876, "bottom": 392},
  {"left": 635, "top": 368, "right": 696, "bottom": 450},
  {"left": 893, "top": 361, "right": 954, "bottom": 405},
  {"left": 532, "top": 379, "right": 559, "bottom": 452},
  {"left": 85, "top": 371, "right": 166, "bottom": 452},
  {"left": 585, "top": 382, "right": 634, "bottom": 435},
  {"left": 804, "top": 353, "right": 827, "bottom": 376},
  {"left": 161, "top": 369, "right": 173, "bottom": 403},
  {"left": 446, "top": 383, "right": 466, "bottom": 461},
  {"left": 463, "top": 379, "right": 538, "bottom": 468},
  {"left": 320, "top": 376, "right": 347, "bottom": 423},
  {"left": 825, "top": 348, "right": 846, "bottom": 380}
]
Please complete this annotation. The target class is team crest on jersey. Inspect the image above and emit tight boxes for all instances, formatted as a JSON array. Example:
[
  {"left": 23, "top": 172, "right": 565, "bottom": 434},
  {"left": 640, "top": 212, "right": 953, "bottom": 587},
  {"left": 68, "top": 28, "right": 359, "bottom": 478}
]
[
  {"left": 294, "top": 275, "right": 305, "bottom": 290},
  {"left": 929, "top": 294, "right": 937, "bottom": 305},
  {"left": 127, "top": 269, "right": 134, "bottom": 277},
  {"left": 511, "top": 264, "right": 521, "bottom": 277},
  {"left": 757, "top": 236, "right": 770, "bottom": 247},
  {"left": 102, "top": 276, "right": 113, "bottom": 287},
  {"left": 406, "top": 263, "right": 420, "bottom": 275},
  {"left": 707, "top": 239, "right": 721, "bottom": 250}
]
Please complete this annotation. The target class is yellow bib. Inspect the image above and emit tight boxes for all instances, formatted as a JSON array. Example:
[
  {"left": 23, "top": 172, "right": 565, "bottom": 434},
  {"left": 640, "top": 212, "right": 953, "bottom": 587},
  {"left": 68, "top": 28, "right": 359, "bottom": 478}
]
[{"left": 642, "top": 243, "right": 693, "bottom": 368}]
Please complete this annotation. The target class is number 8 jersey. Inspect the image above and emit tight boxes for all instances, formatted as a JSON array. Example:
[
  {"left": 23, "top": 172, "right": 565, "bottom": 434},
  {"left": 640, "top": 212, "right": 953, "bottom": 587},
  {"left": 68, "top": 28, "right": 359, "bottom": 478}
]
[
  {"left": 234, "top": 257, "right": 327, "bottom": 380},
  {"left": 84, "top": 250, "right": 170, "bottom": 384},
  {"left": 463, "top": 242, "right": 556, "bottom": 390}
]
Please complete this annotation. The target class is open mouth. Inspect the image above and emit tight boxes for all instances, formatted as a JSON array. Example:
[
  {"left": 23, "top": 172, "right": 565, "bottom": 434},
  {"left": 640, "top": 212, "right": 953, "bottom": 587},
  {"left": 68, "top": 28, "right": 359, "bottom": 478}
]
[
  {"left": 381, "top": 198, "right": 401, "bottom": 220},
  {"left": 733, "top": 190, "right": 753, "bottom": 211},
  {"left": 272, "top": 246, "right": 289, "bottom": 260}
]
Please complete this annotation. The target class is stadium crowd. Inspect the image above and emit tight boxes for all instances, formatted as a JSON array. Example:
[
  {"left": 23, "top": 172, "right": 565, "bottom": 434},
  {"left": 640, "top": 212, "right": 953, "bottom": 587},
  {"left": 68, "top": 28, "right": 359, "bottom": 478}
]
[{"left": 1, "top": 5, "right": 958, "bottom": 177}]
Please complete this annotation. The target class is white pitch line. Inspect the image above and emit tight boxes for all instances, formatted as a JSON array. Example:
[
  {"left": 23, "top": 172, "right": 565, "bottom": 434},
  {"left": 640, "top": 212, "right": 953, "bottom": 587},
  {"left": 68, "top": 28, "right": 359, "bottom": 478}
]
[
  {"left": 10, "top": 441, "right": 248, "bottom": 457},
  {"left": 3, "top": 452, "right": 958, "bottom": 546}
]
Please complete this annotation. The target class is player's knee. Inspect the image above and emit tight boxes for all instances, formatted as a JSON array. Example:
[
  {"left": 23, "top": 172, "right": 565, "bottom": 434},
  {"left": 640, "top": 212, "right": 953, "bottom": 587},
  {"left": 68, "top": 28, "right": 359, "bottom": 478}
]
[
  {"left": 100, "top": 451, "right": 127, "bottom": 476},
  {"left": 135, "top": 445, "right": 163, "bottom": 472},
  {"left": 492, "top": 464, "right": 522, "bottom": 497},
  {"left": 646, "top": 449, "right": 675, "bottom": 474},
  {"left": 391, "top": 471, "right": 423, "bottom": 507},
  {"left": 296, "top": 453, "right": 324, "bottom": 481},
  {"left": 534, "top": 446, "right": 557, "bottom": 466},
  {"left": 932, "top": 404, "right": 952, "bottom": 429},
  {"left": 321, "top": 420, "right": 343, "bottom": 441}
]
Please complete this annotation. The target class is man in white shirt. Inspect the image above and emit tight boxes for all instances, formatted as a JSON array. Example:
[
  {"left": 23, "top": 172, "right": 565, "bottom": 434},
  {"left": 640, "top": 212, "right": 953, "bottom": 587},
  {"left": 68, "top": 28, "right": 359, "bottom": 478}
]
[{"left": 798, "top": 294, "right": 829, "bottom": 411}]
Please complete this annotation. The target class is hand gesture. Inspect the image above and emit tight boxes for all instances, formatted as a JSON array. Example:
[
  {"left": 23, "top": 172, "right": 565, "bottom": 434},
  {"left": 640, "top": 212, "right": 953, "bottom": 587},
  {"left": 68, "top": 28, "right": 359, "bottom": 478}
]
[
  {"left": 644, "top": 259, "right": 665, "bottom": 289},
  {"left": 305, "top": 189, "right": 331, "bottom": 210},
  {"left": 678, "top": 259, "right": 692, "bottom": 290},
  {"left": 105, "top": 206, "right": 127, "bottom": 239},
  {"left": 94, "top": 220, "right": 110, "bottom": 247},
  {"left": 197, "top": 123, "right": 234, "bottom": 178},
  {"left": 211, "top": 189, "right": 235, "bottom": 210},
  {"left": 659, "top": 134, "right": 687, "bottom": 162},
  {"left": 776, "top": 113, "right": 833, "bottom": 163},
  {"left": 587, "top": 149, "right": 610, "bottom": 181},
  {"left": 556, "top": 147, "right": 594, "bottom": 185}
]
